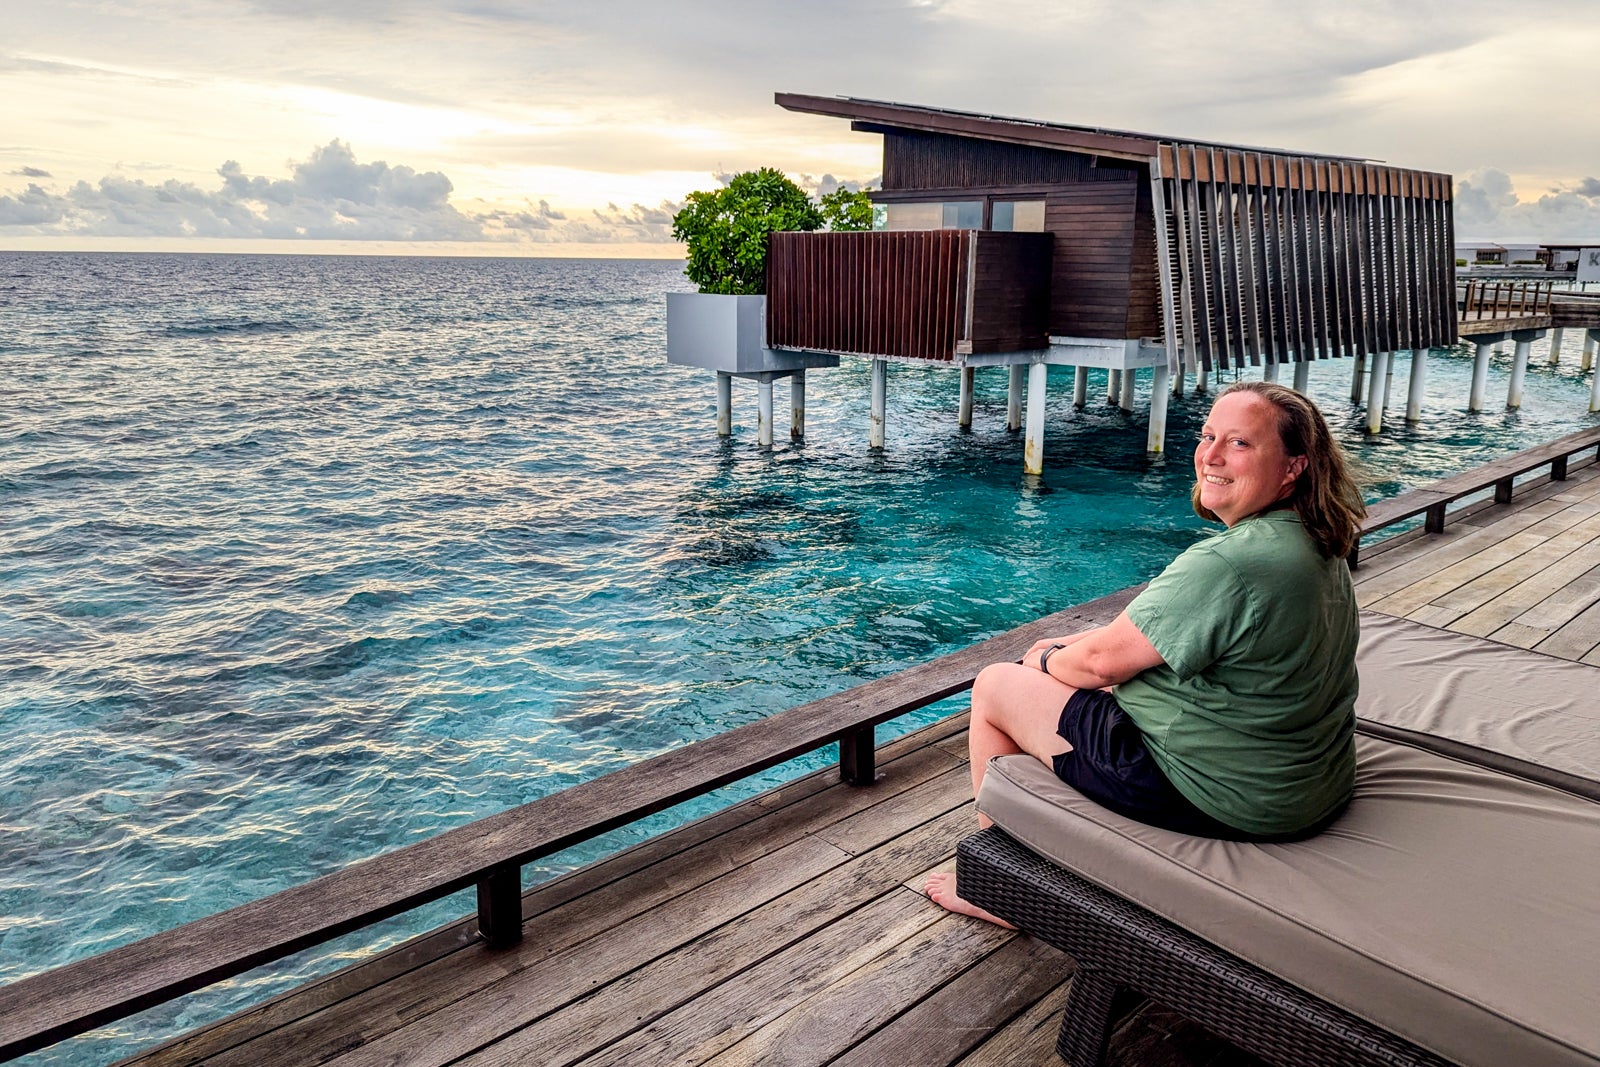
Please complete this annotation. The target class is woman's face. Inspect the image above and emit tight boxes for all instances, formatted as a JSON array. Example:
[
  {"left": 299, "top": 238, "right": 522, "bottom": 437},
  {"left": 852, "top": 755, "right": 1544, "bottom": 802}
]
[{"left": 1194, "top": 392, "right": 1307, "bottom": 526}]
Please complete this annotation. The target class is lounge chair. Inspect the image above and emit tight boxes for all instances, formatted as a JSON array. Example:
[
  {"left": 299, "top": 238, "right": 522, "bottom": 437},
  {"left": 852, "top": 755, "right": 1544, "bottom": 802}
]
[{"left": 956, "top": 613, "right": 1600, "bottom": 1067}]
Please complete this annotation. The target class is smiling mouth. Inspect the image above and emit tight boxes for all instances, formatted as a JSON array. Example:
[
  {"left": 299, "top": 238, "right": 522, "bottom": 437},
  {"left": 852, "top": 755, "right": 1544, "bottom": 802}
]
[{"left": 1203, "top": 475, "right": 1232, "bottom": 485}]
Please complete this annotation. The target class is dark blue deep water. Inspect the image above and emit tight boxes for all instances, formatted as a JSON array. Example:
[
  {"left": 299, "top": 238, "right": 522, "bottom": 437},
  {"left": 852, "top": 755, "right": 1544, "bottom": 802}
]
[{"left": 2, "top": 251, "right": 1596, "bottom": 1064}]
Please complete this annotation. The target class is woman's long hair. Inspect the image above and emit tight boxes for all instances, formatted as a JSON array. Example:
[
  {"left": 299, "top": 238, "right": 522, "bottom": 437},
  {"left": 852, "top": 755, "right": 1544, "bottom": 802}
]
[{"left": 1191, "top": 380, "right": 1367, "bottom": 559}]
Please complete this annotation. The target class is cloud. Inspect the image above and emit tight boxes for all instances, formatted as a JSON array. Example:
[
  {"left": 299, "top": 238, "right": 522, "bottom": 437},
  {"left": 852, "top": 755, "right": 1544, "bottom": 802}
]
[
  {"left": 12, "top": 166, "right": 51, "bottom": 178},
  {"left": 0, "top": 142, "right": 681, "bottom": 244},
  {"left": 1455, "top": 168, "right": 1600, "bottom": 240}
]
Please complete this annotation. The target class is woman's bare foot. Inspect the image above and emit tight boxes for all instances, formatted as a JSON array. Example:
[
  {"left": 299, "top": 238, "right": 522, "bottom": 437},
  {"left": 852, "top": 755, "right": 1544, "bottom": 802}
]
[{"left": 924, "top": 871, "right": 1015, "bottom": 929}]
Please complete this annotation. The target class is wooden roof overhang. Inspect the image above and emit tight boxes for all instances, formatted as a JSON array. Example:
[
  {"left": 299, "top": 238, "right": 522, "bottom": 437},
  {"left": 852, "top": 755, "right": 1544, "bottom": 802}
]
[{"left": 777, "top": 94, "right": 1459, "bottom": 370}]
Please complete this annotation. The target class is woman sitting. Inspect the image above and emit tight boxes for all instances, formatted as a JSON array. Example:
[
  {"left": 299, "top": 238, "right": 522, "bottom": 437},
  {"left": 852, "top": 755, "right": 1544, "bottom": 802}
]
[{"left": 929, "top": 380, "right": 1367, "bottom": 924}]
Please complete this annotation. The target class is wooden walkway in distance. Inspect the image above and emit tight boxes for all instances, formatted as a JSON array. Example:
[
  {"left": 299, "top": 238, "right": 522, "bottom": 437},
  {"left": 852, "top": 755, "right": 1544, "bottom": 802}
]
[{"left": 122, "top": 457, "right": 1600, "bottom": 1067}]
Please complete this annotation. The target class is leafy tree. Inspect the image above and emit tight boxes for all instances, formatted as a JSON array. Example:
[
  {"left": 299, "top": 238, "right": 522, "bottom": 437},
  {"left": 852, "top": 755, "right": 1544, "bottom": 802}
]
[
  {"left": 818, "top": 187, "right": 874, "bottom": 232},
  {"left": 671, "top": 168, "right": 823, "bottom": 295}
]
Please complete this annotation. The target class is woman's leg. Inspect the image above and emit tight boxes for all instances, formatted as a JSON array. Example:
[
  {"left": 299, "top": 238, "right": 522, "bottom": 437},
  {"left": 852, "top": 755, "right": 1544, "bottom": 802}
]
[
  {"left": 966, "top": 661, "right": 1079, "bottom": 827},
  {"left": 928, "top": 660, "right": 1079, "bottom": 925}
]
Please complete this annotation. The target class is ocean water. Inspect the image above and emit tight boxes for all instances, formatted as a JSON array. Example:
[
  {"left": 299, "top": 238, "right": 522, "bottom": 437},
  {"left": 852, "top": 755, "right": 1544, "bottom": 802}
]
[{"left": 2, "top": 251, "right": 1596, "bottom": 1065}]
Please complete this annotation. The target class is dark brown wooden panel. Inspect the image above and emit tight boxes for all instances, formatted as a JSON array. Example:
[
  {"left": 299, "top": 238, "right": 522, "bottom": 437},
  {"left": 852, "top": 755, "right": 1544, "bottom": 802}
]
[{"left": 882, "top": 131, "right": 1139, "bottom": 191}]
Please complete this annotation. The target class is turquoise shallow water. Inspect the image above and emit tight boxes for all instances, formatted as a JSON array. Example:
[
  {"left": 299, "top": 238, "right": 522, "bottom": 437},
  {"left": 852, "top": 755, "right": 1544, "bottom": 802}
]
[{"left": 2, "top": 251, "right": 1596, "bottom": 1064}]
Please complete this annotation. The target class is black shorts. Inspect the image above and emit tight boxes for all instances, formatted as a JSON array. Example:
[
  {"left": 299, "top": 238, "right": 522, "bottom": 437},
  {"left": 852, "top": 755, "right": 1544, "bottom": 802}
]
[{"left": 1051, "top": 687, "right": 1250, "bottom": 840}]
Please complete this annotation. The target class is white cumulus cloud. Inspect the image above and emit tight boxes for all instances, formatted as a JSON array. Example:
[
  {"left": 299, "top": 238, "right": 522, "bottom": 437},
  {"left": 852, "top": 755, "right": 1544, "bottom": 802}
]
[{"left": 0, "top": 141, "right": 682, "bottom": 245}]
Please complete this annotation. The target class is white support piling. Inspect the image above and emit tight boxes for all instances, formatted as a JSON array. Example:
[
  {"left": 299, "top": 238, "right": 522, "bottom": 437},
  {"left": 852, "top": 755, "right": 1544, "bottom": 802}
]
[
  {"left": 1263, "top": 361, "right": 1279, "bottom": 383},
  {"left": 1194, "top": 361, "right": 1209, "bottom": 393},
  {"left": 716, "top": 372, "right": 732, "bottom": 437},
  {"left": 1350, "top": 354, "right": 1367, "bottom": 404},
  {"left": 958, "top": 366, "right": 975, "bottom": 430},
  {"left": 1469, "top": 342, "right": 1493, "bottom": 412},
  {"left": 1382, "top": 350, "right": 1396, "bottom": 412},
  {"left": 1007, "top": 365, "right": 1023, "bottom": 431},
  {"left": 1172, "top": 351, "right": 1186, "bottom": 396},
  {"left": 790, "top": 370, "right": 806, "bottom": 440},
  {"left": 1293, "top": 359, "right": 1310, "bottom": 394},
  {"left": 757, "top": 376, "right": 775, "bottom": 449},
  {"left": 1119, "top": 367, "right": 1136, "bottom": 411},
  {"left": 869, "top": 358, "right": 886, "bottom": 450},
  {"left": 1507, "top": 337, "right": 1532, "bottom": 409},
  {"left": 1107, "top": 369, "right": 1122, "bottom": 404},
  {"left": 1405, "top": 349, "right": 1428, "bottom": 423},
  {"left": 1592, "top": 331, "right": 1600, "bottom": 412},
  {"left": 1024, "top": 362, "right": 1048, "bottom": 475},
  {"left": 1073, "top": 366, "right": 1089, "bottom": 408},
  {"left": 1148, "top": 363, "right": 1171, "bottom": 453},
  {"left": 1549, "top": 328, "right": 1565, "bottom": 365},
  {"left": 1365, "top": 350, "right": 1390, "bottom": 434}
]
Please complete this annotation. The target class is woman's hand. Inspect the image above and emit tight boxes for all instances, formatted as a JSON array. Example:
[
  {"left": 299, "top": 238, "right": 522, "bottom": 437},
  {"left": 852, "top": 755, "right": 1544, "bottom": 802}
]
[
  {"left": 1021, "top": 633, "right": 1088, "bottom": 670},
  {"left": 1022, "top": 613, "right": 1166, "bottom": 688}
]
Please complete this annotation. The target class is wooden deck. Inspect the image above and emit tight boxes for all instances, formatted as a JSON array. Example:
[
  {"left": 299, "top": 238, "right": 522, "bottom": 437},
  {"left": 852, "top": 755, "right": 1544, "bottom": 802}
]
[{"left": 100, "top": 449, "right": 1600, "bottom": 1067}]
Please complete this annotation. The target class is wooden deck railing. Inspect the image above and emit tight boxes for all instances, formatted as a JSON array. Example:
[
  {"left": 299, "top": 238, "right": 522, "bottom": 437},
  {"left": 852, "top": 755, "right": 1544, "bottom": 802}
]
[
  {"left": 1350, "top": 424, "right": 1600, "bottom": 567},
  {"left": 1459, "top": 279, "right": 1554, "bottom": 320},
  {"left": 0, "top": 589, "right": 1133, "bottom": 1060},
  {"left": 765, "top": 230, "right": 1052, "bottom": 362}
]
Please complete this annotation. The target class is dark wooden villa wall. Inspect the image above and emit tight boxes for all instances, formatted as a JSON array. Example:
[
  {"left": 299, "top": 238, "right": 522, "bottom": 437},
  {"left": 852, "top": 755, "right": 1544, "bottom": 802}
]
[{"left": 875, "top": 130, "right": 1155, "bottom": 341}]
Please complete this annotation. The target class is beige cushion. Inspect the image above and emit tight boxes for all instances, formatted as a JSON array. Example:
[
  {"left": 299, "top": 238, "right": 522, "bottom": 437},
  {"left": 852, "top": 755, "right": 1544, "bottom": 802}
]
[
  {"left": 1357, "top": 611, "right": 1600, "bottom": 781},
  {"left": 979, "top": 740, "right": 1600, "bottom": 1067}
]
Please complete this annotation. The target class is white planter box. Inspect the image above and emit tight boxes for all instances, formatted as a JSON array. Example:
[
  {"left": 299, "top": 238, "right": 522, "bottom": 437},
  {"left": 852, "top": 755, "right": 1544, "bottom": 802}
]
[{"left": 666, "top": 293, "right": 838, "bottom": 375}]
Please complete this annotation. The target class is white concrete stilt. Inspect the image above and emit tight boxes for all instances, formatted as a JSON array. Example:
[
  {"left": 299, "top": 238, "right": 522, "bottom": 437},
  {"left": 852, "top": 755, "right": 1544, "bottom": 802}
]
[
  {"left": 1024, "top": 362, "right": 1047, "bottom": 475},
  {"left": 1590, "top": 338, "right": 1600, "bottom": 411},
  {"left": 1366, "top": 350, "right": 1390, "bottom": 433},
  {"left": 1007, "top": 365, "right": 1023, "bottom": 431},
  {"left": 1549, "top": 328, "right": 1565, "bottom": 365},
  {"left": 1172, "top": 351, "right": 1186, "bottom": 396},
  {"left": 1469, "top": 342, "right": 1493, "bottom": 412},
  {"left": 1195, "top": 362, "right": 1209, "bottom": 393},
  {"left": 1293, "top": 359, "right": 1310, "bottom": 394},
  {"left": 1072, "top": 366, "right": 1089, "bottom": 408},
  {"left": 1382, "top": 350, "right": 1396, "bottom": 412},
  {"left": 1406, "top": 349, "right": 1428, "bottom": 423},
  {"left": 1263, "top": 361, "right": 1279, "bottom": 383},
  {"left": 757, "top": 376, "right": 775, "bottom": 448},
  {"left": 1507, "top": 337, "right": 1532, "bottom": 409},
  {"left": 869, "top": 358, "right": 886, "bottom": 450},
  {"left": 958, "top": 366, "right": 975, "bottom": 430},
  {"left": 1107, "top": 369, "right": 1122, "bottom": 404},
  {"left": 716, "top": 372, "right": 732, "bottom": 436},
  {"left": 1119, "top": 367, "right": 1136, "bottom": 411},
  {"left": 1148, "top": 364, "right": 1171, "bottom": 452},
  {"left": 790, "top": 370, "right": 806, "bottom": 440},
  {"left": 1350, "top": 354, "right": 1367, "bottom": 404},
  {"left": 1584, "top": 335, "right": 1597, "bottom": 373}
]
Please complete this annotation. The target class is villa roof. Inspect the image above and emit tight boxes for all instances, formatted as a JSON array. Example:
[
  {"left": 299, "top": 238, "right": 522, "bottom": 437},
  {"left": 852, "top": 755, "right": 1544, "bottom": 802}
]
[{"left": 775, "top": 93, "right": 1379, "bottom": 167}]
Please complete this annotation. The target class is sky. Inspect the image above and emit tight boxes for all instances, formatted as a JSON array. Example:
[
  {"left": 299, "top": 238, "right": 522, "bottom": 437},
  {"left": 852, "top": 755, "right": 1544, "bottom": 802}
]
[{"left": 3, "top": 0, "right": 1599, "bottom": 256}]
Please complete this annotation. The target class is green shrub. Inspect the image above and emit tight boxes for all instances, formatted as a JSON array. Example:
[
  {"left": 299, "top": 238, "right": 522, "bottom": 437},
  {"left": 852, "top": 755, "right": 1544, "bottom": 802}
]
[
  {"left": 671, "top": 171, "right": 875, "bottom": 295},
  {"left": 671, "top": 169, "right": 823, "bottom": 295}
]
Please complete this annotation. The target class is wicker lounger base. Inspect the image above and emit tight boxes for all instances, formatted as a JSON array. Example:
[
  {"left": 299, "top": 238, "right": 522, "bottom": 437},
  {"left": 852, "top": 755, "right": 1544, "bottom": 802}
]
[{"left": 956, "top": 828, "right": 1452, "bottom": 1067}]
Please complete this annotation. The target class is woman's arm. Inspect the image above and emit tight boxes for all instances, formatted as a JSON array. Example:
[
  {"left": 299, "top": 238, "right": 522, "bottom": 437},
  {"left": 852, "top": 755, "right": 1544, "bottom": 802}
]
[{"left": 1024, "top": 611, "right": 1164, "bottom": 689}]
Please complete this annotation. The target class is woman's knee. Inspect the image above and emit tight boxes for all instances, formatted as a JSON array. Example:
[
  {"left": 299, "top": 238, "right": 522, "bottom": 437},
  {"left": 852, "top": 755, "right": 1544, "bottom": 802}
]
[{"left": 971, "top": 661, "right": 1028, "bottom": 718}]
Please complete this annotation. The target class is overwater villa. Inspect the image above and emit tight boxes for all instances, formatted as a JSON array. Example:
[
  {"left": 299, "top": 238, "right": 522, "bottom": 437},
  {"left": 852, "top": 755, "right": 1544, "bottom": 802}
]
[{"left": 671, "top": 94, "right": 1460, "bottom": 469}]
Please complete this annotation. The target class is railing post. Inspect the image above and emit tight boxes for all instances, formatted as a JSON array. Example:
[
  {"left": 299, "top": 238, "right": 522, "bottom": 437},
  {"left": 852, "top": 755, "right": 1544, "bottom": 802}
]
[
  {"left": 840, "top": 726, "right": 877, "bottom": 786},
  {"left": 1553, "top": 454, "right": 1569, "bottom": 482},
  {"left": 1425, "top": 502, "right": 1447, "bottom": 534},
  {"left": 476, "top": 865, "right": 523, "bottom": 948},
  {"left": 1495, "top": 477, "right": 1514, "bottom": 505}
]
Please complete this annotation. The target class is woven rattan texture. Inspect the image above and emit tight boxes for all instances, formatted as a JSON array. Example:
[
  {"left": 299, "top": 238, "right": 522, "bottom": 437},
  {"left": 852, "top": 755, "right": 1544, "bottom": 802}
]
[{"left": 956, "top": 828, "right": 1453, "bottom": 1067}]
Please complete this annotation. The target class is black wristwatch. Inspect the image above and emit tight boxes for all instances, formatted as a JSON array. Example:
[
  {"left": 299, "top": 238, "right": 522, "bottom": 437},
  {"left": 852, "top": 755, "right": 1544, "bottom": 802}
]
[{"left": 1038, "top": 643, "right": 1066, "bottom": 676}]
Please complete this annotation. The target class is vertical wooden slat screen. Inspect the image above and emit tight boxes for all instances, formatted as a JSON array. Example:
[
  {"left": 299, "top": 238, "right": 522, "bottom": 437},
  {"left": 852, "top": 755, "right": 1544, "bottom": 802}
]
[
  {"left": 765, "top": 230, "right": 1051, "bottom": 361},
  {"left": 1153, "top": 143, "right": 1457, "bottom": 372}
]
